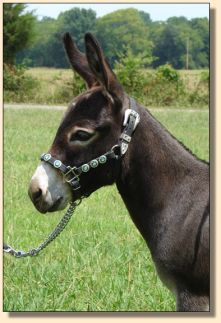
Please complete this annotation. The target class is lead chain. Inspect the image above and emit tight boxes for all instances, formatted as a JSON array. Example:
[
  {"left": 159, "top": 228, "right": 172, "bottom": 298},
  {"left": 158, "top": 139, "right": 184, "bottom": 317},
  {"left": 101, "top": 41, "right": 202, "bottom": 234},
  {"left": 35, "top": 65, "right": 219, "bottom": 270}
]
[{"left": 3, "top": 199, "right": 82, "bottom": 258}]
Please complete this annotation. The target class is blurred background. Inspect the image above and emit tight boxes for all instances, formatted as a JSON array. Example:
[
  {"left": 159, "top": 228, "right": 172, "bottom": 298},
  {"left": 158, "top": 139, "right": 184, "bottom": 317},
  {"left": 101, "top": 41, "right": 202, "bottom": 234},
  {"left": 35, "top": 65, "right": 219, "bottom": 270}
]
[{"left": 3, "top": 3, "right": 209, "bottom": 108}]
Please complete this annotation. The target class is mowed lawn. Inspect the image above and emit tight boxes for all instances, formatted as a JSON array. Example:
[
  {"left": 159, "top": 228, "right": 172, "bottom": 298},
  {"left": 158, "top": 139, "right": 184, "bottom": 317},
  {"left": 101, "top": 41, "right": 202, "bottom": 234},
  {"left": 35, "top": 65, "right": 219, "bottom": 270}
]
[{"left": 3, "top": 107, "right": 209, "bottom": 312}]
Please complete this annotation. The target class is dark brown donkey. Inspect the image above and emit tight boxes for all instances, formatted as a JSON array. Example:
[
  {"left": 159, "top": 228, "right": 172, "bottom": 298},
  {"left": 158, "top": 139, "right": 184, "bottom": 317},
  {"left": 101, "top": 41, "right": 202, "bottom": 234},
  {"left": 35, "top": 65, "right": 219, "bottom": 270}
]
[{"left": 28, "top": 33, "right": 209, "bottom": 311}]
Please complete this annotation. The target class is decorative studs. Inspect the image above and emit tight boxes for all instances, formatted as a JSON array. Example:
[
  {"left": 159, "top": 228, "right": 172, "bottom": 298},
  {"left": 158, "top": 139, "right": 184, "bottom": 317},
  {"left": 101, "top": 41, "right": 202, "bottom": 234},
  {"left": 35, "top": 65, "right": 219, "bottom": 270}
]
[
  {"left": 90, "top": 159, "right": 99, "bottom": 168},
  {"left": 54, "top": 160, "right": 62, "bottom": 168},
  {"left": 81, "top": 156, "right": 107, "bottom": 173},
  {"left": 43, "top": 153, "right": 51, "bottom": 161},
  {"left": 82, "top": 164, "right": 90, "bottom": 173},
  {"left": 98, "top": 155, "right": 107, "bottom": 164}
]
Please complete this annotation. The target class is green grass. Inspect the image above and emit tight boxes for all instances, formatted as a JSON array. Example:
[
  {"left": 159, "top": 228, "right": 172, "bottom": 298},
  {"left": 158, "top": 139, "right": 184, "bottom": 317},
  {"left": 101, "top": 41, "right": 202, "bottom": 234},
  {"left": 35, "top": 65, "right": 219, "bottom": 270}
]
[
  {"left": 4, "top": 67, "right": 209, "bottom": 109},
  {"left": 24, "top": 68, "right": 84, "bottom": 104},
  {"left": 3, "top": 107, "right": 209, "bottom": 312}
]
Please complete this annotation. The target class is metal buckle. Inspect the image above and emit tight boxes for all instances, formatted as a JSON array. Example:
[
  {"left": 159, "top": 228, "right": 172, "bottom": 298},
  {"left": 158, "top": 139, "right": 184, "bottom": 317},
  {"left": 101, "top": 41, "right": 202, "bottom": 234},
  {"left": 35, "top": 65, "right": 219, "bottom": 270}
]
[
  {"left": 123, "top": 109, "right": 140, "bottom": 131},
  {"left": 63, "top": 166, "right": 81, "bottom": 190},
  {"left": 64, "top": 166, "right": 79, "bottom": 179},
  {"left": 120, "top": 133, "right": 131, "bottom": 143},
  {"left": 111, "top": 145, "right": 121, "bottom": 159}
]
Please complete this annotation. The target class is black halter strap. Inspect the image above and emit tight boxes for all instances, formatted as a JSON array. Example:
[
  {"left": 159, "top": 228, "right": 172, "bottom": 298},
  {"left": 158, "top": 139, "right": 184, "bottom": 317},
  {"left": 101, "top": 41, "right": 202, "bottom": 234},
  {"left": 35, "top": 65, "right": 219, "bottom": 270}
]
[
  {"left": 40, "top": 148, "right": 119, "bottom": 191},
  {"left": 40, "top": 97, "right": 140, "bottom": 192}
]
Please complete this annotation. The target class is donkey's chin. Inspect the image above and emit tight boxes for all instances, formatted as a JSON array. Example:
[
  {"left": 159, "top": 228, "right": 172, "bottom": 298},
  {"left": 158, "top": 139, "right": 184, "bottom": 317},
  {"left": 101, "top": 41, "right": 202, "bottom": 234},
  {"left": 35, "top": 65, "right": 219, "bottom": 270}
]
[
  {"left": 35, "top": 196, "right": 69, "bottom": 214},
  {"left": 47, "top": 196, "right": 67, "bottom": 213}
]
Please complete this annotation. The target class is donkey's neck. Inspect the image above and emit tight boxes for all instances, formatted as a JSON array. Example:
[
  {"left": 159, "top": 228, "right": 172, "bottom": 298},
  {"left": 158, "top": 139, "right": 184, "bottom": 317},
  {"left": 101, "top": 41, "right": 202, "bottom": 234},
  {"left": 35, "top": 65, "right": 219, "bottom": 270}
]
[{"left": 116, "top": 103, "right": 205, "bottom": 248}]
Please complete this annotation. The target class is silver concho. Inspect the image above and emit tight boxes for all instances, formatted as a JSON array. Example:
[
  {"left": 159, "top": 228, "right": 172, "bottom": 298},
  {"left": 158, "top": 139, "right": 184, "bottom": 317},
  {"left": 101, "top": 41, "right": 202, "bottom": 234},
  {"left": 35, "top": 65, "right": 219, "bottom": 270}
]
[
  {"left": 43, "top": 153, "right": 51, "bottom": 161},
  {"left": 98, "top": 155, "right": 107, "bottom": 164},
  {"left": 54, "top": 160, "right": 62, "bottom": 168},
  {"left": 82, "top": 164, "right": 90, "bottom": 173},
  {"left": 90, "top": 159, "right": 99, "bottom": 168}
]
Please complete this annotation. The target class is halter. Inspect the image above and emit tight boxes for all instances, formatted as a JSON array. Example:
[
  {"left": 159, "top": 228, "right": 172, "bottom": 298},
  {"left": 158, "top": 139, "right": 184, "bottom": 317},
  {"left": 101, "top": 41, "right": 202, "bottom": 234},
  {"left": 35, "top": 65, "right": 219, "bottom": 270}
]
[
  {"left": 3, "top": 97, "right": 140, "bottom": 258},
  {"left": 40, "top": 97, "right": 140, "bottom": 194}
]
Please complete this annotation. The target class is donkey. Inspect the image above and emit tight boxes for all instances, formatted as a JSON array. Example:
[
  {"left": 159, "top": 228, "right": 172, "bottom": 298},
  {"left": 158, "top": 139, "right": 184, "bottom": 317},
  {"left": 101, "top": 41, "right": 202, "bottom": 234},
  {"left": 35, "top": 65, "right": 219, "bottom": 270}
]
[{"left": 28, "top": 33, "right": 209, "bottom": 311}]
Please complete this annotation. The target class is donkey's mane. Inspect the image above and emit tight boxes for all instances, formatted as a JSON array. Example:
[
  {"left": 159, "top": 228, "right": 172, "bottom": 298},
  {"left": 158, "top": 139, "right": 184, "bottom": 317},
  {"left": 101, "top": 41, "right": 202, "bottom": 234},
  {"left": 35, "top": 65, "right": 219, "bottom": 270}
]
[{"left": 145, "top": 106, "right": 209, "bottom": 165}]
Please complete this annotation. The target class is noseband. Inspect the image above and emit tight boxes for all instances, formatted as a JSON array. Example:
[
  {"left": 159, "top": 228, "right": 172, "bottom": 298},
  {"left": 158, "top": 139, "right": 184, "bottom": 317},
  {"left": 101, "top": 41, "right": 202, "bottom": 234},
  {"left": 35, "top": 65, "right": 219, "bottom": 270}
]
[{"left": 40, "top": 97, "right": 140, "bottom": 194}]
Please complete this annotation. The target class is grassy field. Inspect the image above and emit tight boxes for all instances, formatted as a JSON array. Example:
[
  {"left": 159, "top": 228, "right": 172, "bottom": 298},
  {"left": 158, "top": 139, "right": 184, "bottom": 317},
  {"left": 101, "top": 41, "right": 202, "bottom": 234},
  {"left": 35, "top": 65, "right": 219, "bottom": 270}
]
[
  {"left": 3, "top": 107, "right": 209, "bottom": 312},
  {"left": 13, "top": 67, "right": 208, "bottom": 108}
]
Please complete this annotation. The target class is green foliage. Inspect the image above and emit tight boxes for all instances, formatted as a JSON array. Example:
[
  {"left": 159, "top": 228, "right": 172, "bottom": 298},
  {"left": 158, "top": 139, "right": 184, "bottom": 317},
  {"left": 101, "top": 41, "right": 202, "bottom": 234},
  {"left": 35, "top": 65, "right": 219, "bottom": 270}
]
[
  {"left": 115, "top": 56, "right": 187, "bottom": 107},
  {"left": 139, "top": 11, "right": 152, "bottom": 26},
  {"left": 148, "top": 64, "right": 184, "bottom": 106},
  {"left": 15, "top": 7, "right": 209, "bottom": 70},
  {"left": 117, "top": 59, "right": 207, "bottom": 108},
  {"left": 188, "top": 70, "right": 209, "bottom": 105},
  {"left": 58, "top": 8, "right": 96, "bottom": 53},
  {"left": 17, "top": 8, "right": 96, "bottom": 68},
  {"left": 95, "top": 8, "right": 153, "bottom": 65},
  {"left": 3, "top": 67, "right": 208, "bottom": 108},
  {"left": 156, "top": 64, "right": 179, "bottom": 82},
  {"left": 200, "top": 70, "right": 209, "bottom": 83},
  {"left": 49, "top": 71, "right": 86, "bottom": 104},
  {"left": 190, "top": 18, "right": 209, "bottom": 67},
  {"left": 71, "top": 71, "right": 87, "bottom": 95},
  {"left": 3, "top": 4, "right": 36, "bottom": 64},
  {"left": 3, "top": 67, "right": 87, "bottom": 105},
  {"left": 3, "top": 64, "right": 40, "bottom": 102},
  {"left": 115, "top": 46, "right": 154, "bottom": 93},
  {"left": 17, "top": 17, "right": 60, "bottom": 67},
  {"left": 152, "top": 17, "right": 209, "bottom": 69}
]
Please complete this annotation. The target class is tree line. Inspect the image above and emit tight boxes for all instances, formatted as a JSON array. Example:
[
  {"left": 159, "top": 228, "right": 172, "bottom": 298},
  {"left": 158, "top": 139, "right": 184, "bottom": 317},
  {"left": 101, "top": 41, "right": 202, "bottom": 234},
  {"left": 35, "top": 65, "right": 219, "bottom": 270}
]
[{"left": 4, "top": 4, "right": 209, "bottom": 69}]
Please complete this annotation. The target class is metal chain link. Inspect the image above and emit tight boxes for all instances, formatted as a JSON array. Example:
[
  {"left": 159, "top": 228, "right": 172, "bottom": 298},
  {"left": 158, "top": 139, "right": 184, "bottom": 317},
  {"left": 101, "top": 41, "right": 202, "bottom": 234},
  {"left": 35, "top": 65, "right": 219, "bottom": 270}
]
[{"left": 3, "top": 199, "right": 82, "bottom": 258}]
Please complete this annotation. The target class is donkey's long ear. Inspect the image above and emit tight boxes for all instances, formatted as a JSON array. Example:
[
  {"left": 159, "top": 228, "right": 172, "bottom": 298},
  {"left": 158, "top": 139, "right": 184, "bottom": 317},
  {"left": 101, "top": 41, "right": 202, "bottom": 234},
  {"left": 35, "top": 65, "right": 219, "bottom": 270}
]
[
  {"left": 85, "top": 33, "right": 123, "bottom": 96},
  {"left": 63, "top": 32, "right": 96, "bottom": 88}
]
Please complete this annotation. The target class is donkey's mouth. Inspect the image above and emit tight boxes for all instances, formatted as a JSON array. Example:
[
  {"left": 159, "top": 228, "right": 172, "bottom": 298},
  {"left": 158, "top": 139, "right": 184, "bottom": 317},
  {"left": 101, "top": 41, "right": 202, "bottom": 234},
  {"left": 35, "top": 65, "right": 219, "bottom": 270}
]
[
  {"left": 47, "top": 197, "right": 64, "bottom": 212},
  {"left": 34, "top": 196, "right": 66, "bottom": 214}
]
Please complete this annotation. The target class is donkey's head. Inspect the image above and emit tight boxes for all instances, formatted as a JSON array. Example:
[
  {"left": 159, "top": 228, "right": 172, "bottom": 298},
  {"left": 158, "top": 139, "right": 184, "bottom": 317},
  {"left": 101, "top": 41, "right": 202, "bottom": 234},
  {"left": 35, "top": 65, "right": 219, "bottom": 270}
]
[{"left": 28, "top": 33, "right": 130, "bottom": 214}]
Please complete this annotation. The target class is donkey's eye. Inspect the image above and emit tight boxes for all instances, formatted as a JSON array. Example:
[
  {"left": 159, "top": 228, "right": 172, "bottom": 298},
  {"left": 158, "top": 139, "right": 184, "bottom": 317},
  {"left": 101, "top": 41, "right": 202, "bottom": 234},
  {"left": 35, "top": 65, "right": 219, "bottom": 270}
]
[{"left": 70, "top": 130, "right": 94, "bottom": 142}]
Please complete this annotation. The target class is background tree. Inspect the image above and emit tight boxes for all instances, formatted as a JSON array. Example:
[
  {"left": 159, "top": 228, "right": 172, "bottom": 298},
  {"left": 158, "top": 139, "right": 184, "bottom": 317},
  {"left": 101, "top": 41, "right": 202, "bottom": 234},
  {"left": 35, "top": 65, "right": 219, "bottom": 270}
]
[
  {"left": 3, "top": 3, "right": 36, "bottom": 65},
  {"left": 17, "top": 17, "right": 58, "bottom": 66},
  {"left": 190, "top": 18, "right": 209, "bottom": 68},
  {"left": 14, "top": 6, "right": 209, "bottom": 70},
  {"left": 138, "top": 11, "right": 152, "bottom": 27},
  {"left": 94, "top": 8, "right": 153, "bottom": 65},
  {"left": 152, "top": 17, "right": 190, "bottom": 68},
  {"left": 42, "top": 8, "right": 97, "bottom": 68},
  {"left": 18, "top": 8, "right": 96, "bottom": 67},
  {"left": 152, "top": 16, "right": 209, "bottom": 69}
]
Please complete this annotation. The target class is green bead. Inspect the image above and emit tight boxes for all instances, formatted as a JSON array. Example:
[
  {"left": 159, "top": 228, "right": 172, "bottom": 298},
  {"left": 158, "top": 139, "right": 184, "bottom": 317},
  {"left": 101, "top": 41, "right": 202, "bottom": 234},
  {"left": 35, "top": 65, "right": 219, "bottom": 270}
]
[
  {"left": 82, "top": 164, "right": 90, "bottom": 172},
  {"left": 44, "top": 153, "right": 51, "bottom": 161},
  {"left": 90, "top": 159, "right": 99, "bottom": 168},
  {"left": 98, "top": 155, "right": 107, "bottom": 164},
  {"left": 54, "top": 160, "right": 62, "bottom": 168}
]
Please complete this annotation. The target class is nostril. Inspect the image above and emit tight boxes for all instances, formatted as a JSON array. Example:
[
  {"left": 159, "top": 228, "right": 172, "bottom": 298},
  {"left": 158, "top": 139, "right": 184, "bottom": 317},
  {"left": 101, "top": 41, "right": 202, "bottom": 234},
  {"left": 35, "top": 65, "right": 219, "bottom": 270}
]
[{"left": 32, "top": 189, "right": 42, "bottom": 202}]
